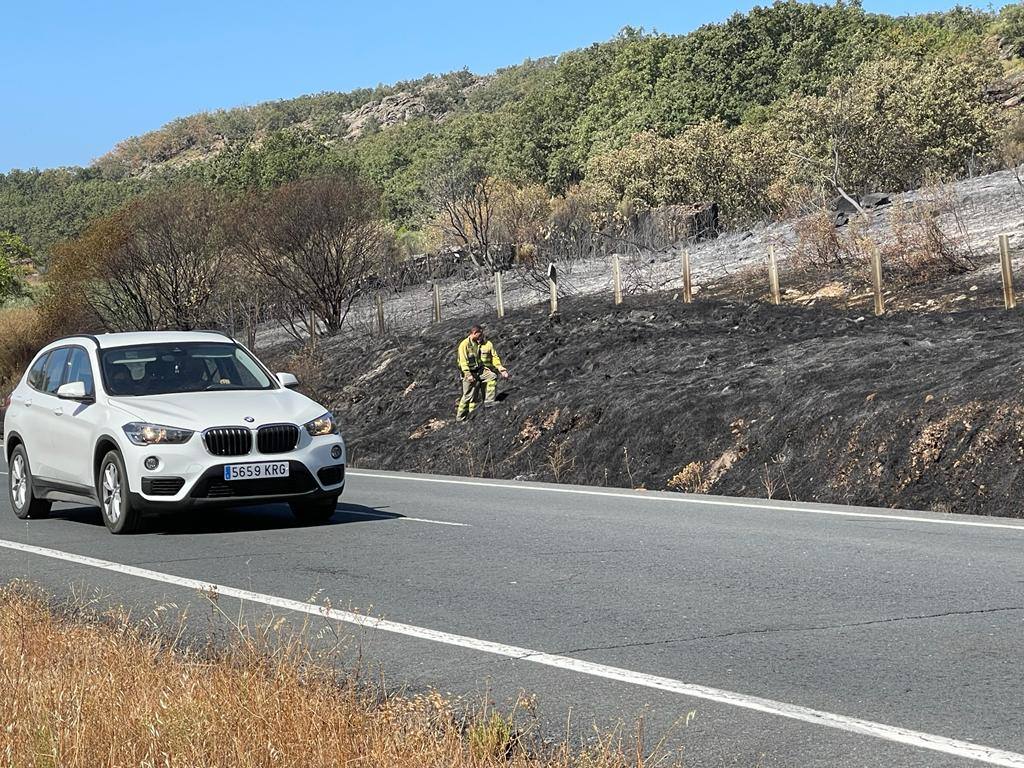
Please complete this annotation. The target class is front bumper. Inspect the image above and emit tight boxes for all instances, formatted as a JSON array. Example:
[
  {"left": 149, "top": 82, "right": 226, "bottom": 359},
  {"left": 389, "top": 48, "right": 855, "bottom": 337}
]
[{"left": 123, "top": 434, "right": 346, "bottom": 513}]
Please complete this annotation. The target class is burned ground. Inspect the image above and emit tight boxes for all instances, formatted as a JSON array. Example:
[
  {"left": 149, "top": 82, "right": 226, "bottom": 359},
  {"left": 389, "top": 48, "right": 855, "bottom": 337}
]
[{"left": 282, "top": 285, "right": 1024, "bottom": 518}]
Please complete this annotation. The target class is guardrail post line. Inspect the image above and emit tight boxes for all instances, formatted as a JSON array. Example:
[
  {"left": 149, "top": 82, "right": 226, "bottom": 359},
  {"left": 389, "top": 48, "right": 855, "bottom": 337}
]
[
  {"left": 682, "top": 250, "right": 692, "bottom": 304},
  {"left": 495, "top": 271, "right": 505, "bottom": 318},
  {"left": 548, "top": 263, "right": 558, "bottom": 314},
  {"left": 999, "top": 234, "right": 1016, "bottom": 310},
  {"left": 768, "top": 244, "right": 781, "bottom": 306},
  {"left": 870, "top": 247, "right": 885, "bottom": 316},
  {"left": 613, "top": 254, "right": 622, "bottom": 305}
]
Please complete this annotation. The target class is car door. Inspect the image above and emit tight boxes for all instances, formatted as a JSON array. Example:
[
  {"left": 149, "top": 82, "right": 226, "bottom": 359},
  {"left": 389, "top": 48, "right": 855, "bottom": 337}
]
[
  {"left": 50, "top": 346, "right": 101, "bottom": 491},
  {"left": 10, "top": 351, "right": 51, "bottom": 467},
  {"left": 29, "top": 346, "right": 70, "bottom": 481}
]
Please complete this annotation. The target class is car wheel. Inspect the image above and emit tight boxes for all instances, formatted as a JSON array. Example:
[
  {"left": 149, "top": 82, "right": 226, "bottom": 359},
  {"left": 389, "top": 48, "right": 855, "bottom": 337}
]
[
  {"left": 9, "top": 445, "right": 51, "bottom": 520},
  {"left": 289, "top": 495, "right": 339, "bottom": 525},
  {"left": 98, "top": 451, "right": 142, "bottom": 534}
]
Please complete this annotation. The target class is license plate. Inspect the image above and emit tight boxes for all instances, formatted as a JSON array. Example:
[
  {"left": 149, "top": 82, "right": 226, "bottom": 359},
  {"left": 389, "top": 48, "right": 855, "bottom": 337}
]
[{"left": 223, "top": 462, "right": 290, "bottom": 481}]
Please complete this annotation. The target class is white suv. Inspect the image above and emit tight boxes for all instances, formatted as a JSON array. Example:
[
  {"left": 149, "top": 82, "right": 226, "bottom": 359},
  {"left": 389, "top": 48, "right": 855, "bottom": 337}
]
[{"left": 4, "top": 331, "right": 346, "bottom": 533}]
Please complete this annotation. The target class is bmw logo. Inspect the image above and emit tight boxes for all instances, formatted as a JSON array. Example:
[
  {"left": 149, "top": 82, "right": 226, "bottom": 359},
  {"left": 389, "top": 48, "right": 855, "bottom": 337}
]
[{"left": 244, "top": 416, "right": 255, "bottom": 423}]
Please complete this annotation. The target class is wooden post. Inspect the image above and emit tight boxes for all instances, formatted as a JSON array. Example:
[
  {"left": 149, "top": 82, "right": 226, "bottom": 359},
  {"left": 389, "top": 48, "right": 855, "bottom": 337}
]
[
  {"left": 495, "top": 270, "right": 505, "bottom": 318},
  {"left": 309, "top": 309, "right": 317, "bottom": 350},
  {"left": 999, "top": 234, "right": 1016, "bottom": 310},
  {"left": 612, "top": 254, "right": 623, "bottom": 305},
  {"left": 431, "top": 281, "right": 442, "bottom": 324},
  {"left": 870, "top": 247, "right": 885, "bottom": 316},
  {"left": 768, "top": 245, "right": 781, "bottom": 306},
  {"left": 375, "top": 295, "right": 385, "bottom": 335},
  {"left": 682, "top": 250, "right": 692, "bottom": 304},
  {"left": 548, "top": 263, "right": 558, "bottom": 314}
]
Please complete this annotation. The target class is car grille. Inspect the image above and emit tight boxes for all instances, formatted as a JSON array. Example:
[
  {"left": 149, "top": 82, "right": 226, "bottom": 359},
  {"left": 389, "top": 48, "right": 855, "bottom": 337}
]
[
  {"left": 257, "top": 424, "right": 299, "bottom": 454},
  {"left": 204, "top": 427, "right": 253, "bottom": 456},
  {"left": 317, "top": 466, "right": 345, "bottom": 486},
  {"left": 142, "top": 477, "right": 185, "bottom": 496},
  {"left": 191, "top": 462, "right": 316, "bottom": 499}
]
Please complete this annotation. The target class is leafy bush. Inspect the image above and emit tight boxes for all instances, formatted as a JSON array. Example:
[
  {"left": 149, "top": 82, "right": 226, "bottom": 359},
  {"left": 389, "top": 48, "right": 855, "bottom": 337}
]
[
  {"left": 783, "top": 53, "right": 1002, "bottom": 195},
  {"left": 0, "top": 307, "right": 43, "bottom": 388}
]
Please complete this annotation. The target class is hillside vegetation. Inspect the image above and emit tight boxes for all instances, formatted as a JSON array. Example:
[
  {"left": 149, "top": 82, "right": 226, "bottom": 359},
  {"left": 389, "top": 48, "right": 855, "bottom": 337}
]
[{"left": 2, "top": 1, "right": 1023, "bottom": 264}]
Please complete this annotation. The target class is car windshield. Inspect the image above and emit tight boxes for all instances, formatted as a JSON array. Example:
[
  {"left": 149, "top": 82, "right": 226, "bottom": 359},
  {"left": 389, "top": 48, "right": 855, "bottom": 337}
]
[{"left": 100, "top": 342, "right": 274, "bottom": 396}]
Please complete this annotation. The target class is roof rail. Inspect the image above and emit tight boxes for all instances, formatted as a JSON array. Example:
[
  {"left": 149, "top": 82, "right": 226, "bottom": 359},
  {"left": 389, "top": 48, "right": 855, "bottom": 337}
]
[{"left": 53, "top": 334, "right": 101, "bottom": 348}]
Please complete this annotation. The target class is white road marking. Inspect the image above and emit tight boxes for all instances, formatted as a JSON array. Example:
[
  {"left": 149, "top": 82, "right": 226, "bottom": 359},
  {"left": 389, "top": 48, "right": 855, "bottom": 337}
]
[
  {"left": 1, "top": 539, "right": 1022, "bottom": 766},
  {"left": 341, "top": 509, "right": 468, "bottom": 527},
  {"left": 348, "top": 470, "right": 1024, "bottom": 533}
]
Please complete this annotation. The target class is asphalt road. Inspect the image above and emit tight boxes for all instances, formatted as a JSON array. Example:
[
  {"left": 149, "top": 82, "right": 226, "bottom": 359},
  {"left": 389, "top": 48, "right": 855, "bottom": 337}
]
[{"left": 2, "top": 459, "right": 1024, "bottom": 768}]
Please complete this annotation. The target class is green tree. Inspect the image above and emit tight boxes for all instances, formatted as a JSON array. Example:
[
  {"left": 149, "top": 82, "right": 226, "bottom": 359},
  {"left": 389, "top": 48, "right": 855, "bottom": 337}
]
[
  {"left": 194, "top": 129, "right": 357, "bottom": 193},
  {"left": 0, "top": 231, "right": 28, "bottom": 303},
  {"left": 783, "top": 53, "right": 1001, "bottom": 194}
]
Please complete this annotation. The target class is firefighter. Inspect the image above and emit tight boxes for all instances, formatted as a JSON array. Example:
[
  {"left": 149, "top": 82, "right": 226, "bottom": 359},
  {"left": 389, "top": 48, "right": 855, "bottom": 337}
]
[{"left": 455, "top": 325, "right": 491, "bottom": 422}]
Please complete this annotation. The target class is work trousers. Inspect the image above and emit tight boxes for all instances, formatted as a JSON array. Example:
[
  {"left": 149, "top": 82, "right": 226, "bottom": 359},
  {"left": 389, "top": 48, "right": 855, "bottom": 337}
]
[{"left": 456, "top": 368, "right": 497, "bottom": 421}]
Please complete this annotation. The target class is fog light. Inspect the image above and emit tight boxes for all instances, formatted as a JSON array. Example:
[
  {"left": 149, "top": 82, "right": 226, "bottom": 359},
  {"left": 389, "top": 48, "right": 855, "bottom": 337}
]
[
  {"left": 144, "top": 456, "right": 159, "bottom": 471},
  {"left": 330, "top": 445, "right": 342, "bottom": 460}
]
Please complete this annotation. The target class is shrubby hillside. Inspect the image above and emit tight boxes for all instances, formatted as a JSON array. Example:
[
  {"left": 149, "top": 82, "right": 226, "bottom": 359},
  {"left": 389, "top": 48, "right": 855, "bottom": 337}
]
[{"left": 2, "top": 1, "right": 1023, "bottom": 264}]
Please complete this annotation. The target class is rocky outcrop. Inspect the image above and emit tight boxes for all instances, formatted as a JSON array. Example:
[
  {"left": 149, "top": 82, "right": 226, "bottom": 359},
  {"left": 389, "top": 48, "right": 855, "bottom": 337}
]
[
  {"left": 342, "top": 76, "right": 488, "bottom": 139},
  {"left": 986, "top": 69, "right": 1024, "bottom": 108},
  {"left": 343, "top": 93, "right": 430, "bottom": 139}
]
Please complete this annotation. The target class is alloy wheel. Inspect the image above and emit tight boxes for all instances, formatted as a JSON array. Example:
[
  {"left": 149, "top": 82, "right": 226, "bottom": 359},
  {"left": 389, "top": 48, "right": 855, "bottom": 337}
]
[
  {"left": 10, "top": 454, "right": 27, "bottom": 511},
  {"left": 102, "top": 463, "right": 122, "bottom": 524}
]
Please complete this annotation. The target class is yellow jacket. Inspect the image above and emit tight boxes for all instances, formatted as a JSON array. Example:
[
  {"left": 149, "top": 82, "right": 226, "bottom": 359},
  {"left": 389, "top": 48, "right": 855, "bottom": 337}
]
[
  {"left": 457, "top": 336, "right": 482, "bottom": 374},
  {"left": 480, "top": 340, "right": 504, "bottom": 370}
]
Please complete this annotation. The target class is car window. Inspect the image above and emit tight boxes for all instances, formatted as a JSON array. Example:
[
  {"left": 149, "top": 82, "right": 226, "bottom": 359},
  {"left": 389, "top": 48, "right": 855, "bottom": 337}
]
[
  {"left": 26, "top": 353, "right": 50, "bottom": 391},
  {"left": 101, "top": 342, "right": 273, "bottom": 396},
  {"left": 64, "top": 347, "right": 95, "bottom": 397},
  {"left": 40, "top": 348, "right": 70, "bottom": 395}
]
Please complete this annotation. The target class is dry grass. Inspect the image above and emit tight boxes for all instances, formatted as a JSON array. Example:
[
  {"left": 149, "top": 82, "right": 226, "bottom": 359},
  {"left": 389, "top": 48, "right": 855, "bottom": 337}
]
[
  {"left": 792, "top": 210, "right": 845, "bottom": 269},
  {"left": 666, "top": 462, "right": 704, "bottom": 493},
  {"left": 0, "top": 306, "right": 46, "bottom": 393},
  {"left": 788, "top": 182, "right": 977, "bottom": 295},
  {"left": 283, "top": 342, "right": 329, "bottom": 404},
  {"left": 0, "top": 584, "right": 670, "bottom": 768},
  {"left": 881, "top": 187, "right": 976, "bottom": 281}
]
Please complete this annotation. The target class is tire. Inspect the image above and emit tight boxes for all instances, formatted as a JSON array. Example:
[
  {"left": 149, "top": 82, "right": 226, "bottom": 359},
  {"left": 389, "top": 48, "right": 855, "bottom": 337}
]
[
  {"left": 8, "top": 445, "right": 51, "bottom": 520},
  {"left": 97, "top": 450, "right": 143, "bottom": 534},
  {"left": 289, "top": 495, "right": 339, "bottom": 525}
]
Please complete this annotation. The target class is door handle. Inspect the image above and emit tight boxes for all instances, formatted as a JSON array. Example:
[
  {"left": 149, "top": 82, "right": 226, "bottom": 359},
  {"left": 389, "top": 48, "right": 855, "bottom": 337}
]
[
  {"left": 23, "top": 399, "right": 32, "bottom": 408},
  {"left": 52, "top": 406, "right": 63, "bottom": 416}
]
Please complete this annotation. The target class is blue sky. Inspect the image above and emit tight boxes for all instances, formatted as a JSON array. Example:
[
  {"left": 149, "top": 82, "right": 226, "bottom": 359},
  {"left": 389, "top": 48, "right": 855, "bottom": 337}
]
[{"left": 0, "top": 0, "right": 993, "bottom": 172}]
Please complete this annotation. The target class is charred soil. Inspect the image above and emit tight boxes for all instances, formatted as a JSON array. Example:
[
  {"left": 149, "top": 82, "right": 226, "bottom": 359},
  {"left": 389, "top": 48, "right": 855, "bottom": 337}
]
[{"left": 296, "top": 290, "right": 1024, "bottom": 518}]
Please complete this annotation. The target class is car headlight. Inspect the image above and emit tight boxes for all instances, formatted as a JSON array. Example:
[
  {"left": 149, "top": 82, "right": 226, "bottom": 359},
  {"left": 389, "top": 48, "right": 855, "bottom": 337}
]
[
  {"left": 122, "top": 422, "right": 195, "bottom": 446},
  {"left": 304, "top": 412, "right": 338, "bottom": 437}
]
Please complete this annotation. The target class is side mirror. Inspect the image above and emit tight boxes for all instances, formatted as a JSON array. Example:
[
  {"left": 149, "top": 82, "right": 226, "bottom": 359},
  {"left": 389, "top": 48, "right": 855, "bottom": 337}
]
[
  {"left": 277, "top": 372, "right": 299, "bottom": 390},
  {"left": 57, "top": 381, "right": 94, "bottom": 402}
]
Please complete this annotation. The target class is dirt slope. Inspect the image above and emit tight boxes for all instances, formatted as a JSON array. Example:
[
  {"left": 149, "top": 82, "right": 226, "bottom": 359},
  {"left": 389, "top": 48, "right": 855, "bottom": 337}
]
[{"left": 291, "top": 291, "right": 1024, "bottom": 518}]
